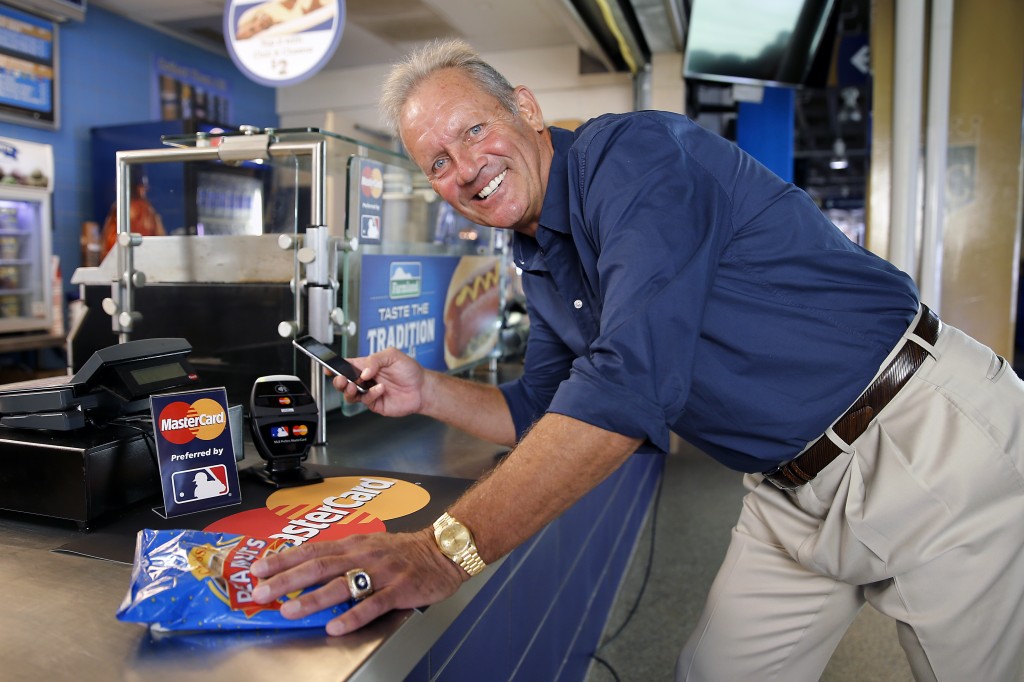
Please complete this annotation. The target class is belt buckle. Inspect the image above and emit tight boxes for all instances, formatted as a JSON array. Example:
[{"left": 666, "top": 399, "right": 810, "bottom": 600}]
[{"left": 763, "top": 465, "right": 800, "bottom": 491}]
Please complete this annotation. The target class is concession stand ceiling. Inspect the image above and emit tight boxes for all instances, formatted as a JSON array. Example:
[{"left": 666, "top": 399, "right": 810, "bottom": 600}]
[
  {"left": 86, "top": 0, "right": 683, "bottom": 73},
  {"left": 84, "top": 0, "right": 865, "bottom": 206}
]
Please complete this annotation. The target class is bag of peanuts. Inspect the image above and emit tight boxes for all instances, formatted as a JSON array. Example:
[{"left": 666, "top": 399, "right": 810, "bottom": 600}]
[{"left": 116, "top": 528, "right": 351, "bottom": 632}]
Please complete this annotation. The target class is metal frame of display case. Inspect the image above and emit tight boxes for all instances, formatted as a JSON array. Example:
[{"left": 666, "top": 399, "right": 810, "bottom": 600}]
[
  {"left": 104, "top": 130, "right": 338, "bottom": 438},
  {"left": 74, "top": 127, "right": 514, "bottom": 443}
]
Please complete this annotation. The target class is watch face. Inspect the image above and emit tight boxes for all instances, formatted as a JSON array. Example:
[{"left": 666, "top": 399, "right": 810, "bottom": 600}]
[{"left": 438, "top": 523, "right": 471, "bottom": 555}]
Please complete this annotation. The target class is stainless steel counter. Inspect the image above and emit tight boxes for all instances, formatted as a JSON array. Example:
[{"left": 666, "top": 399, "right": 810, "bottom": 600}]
[{"left": 0, "top": 375, "right": 513, "bottom": 682}]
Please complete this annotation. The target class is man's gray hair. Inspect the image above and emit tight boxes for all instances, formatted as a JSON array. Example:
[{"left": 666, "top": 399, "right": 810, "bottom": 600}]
[{"left": 379, "top": 38, "right": 518, "bottom": 131}]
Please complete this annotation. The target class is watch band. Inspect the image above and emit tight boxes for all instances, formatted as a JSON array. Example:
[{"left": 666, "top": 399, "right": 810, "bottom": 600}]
[
  {"left": 433, "top": 512, "right": 487, "bottom": 577},
  {"left": 455, "top": 548, "right": 487, "bottom": 576}
]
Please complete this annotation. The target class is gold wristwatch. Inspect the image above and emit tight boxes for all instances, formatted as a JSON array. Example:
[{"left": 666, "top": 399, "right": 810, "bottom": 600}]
[{"left": 432, "top": 512, "right": 486, "bottom": 576}]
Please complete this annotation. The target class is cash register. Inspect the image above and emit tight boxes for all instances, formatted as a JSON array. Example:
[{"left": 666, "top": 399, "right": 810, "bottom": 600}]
[
  {"left": 0, "top": 337, "right": 199, "bottom": 430},
  {"left": 0, "top": 338, "right": 201, "bottom": 527}
]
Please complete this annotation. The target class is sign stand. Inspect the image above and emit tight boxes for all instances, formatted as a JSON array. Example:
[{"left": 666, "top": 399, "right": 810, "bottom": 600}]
[{"left": 150, "top": 387, "right": 241, "bottom": 518}]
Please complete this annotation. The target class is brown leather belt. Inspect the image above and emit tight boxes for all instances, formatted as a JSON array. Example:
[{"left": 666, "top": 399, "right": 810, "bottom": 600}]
[{"left": 764, "top": 305, "right": 942, "bottom": 490}]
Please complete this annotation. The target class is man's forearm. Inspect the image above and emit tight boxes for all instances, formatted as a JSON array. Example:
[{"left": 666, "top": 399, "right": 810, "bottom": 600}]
[
  {"left": 420, "top": 370, "right": 518, "bottom": 447},
  {"left": 448, "top": 413, "right": 643, "bottom": 563}
]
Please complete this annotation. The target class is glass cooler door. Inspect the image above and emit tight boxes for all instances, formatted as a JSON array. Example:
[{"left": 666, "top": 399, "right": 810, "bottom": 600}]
[{"left": 0, "top": 187, "right": 52, "bottom": 334}]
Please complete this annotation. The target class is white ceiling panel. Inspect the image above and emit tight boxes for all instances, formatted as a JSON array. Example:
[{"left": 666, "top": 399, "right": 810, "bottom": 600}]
[{"left": 91, "top": 0, "right": 589, "bottom": 70}]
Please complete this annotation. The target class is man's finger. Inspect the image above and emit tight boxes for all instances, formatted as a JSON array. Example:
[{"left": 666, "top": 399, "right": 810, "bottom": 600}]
[
  {"left": 253, "top": 550, "right": 348, "bottom": 603},
  {"left": 251, "top": 541, "right": 323, "bottom": 577},
  {"left": 325, "top": 589, "right": 395, "bottom": 636},
  {"left": 278, "top": 576, "right": 354, "bottom": 619}
]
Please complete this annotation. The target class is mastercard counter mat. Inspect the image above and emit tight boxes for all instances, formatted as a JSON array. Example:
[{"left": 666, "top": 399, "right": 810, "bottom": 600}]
[
  {"left": 56, "top": 466, "right": 473, "bottom": 566},
  {"left": 59, "top": 466, "right": 471, "bottom": 631}
]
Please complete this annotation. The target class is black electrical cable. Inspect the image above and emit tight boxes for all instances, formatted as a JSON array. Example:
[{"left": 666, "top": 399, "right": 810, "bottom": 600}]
[
  {"left": 590, "top": 464, "right": 666, "bottom": 680},
  {"left": 99, "top": 415, "right": 159, "bottom": 471}
]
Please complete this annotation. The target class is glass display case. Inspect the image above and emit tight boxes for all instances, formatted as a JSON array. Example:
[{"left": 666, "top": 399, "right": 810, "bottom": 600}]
[
  {"left": 91, "top": 120, "right": 274, "bottom": 243},
  {"left": 72, "top": 127, "right": 523, "bottom": 434}
]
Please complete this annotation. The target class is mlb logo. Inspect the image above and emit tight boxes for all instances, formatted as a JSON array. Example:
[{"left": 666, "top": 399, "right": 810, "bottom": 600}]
[
  {"left": 361, "top": 215, "right": 380, "bottom": 240},
  {"left": 272, "top": 425, "right": 289, "bottom": 438},
  {"left": 171, "top": 464, "right": 230, "bottom": 503}
]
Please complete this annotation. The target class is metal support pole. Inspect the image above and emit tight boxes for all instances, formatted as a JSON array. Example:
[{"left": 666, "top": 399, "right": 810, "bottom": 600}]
[
  {"left": 889, "top": 0, "right": 926, "bottom": 277},
  {"left": 920, "top": 0, "right": 954, "bottom": 313},
  {"left": 633, "top": 62, "right": 653, "bottom": 111},
  {"left": 109, "top": 146, "right": 221, "bottom": 342},
  {"left": 304, "top": 141, "right": 331, "bottom": 443}
]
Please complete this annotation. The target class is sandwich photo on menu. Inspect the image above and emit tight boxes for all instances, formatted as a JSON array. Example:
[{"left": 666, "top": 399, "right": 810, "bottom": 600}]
[{"left": 235, "top": 0, "right": 338, "bottom": 40}]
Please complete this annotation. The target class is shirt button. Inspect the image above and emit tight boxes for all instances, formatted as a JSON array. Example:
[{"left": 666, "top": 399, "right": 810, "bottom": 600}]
[{"left": 573, "top": 299, "right": 583, "bottom": 309}]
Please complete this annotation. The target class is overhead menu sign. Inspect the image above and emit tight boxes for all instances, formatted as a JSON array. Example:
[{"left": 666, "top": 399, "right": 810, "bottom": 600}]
[
  {"left": 224, "top": 0, "right": 345, "bottom": 87},
  {"left": 0, "top": 5, "right": 57, "bottom": 128}
]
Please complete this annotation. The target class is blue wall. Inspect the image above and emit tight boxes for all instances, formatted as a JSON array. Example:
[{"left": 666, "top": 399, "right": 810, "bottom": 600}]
[
  {"left": 0, "top": 7, "right": 278, "bottom": 298},
  {"left": 736, "top": 86, "right": 795, "bottom": 183}
]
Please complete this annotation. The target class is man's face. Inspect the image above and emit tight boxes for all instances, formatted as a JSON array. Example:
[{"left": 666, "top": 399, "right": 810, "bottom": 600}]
[{"left": 399, "top": 68, "right": 551, "bottom": 236}]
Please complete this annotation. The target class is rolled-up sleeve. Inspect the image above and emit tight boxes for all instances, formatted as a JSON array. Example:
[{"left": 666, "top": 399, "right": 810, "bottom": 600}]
[
  {"left": 544, "top": 115, "right": 734, "bottom": 453},
  {"left": 498, "top": 294, "right": 577, "bottom": 440}
]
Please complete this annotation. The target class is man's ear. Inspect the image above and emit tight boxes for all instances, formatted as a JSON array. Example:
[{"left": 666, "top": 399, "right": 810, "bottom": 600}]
[{"left": 514, "top": 86, "right": 546, "bottom": 132}]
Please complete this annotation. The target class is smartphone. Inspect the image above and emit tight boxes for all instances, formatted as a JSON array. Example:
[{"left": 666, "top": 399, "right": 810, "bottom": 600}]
[{"left": 292, "top": 336, "right": 375, "bottom": 394}]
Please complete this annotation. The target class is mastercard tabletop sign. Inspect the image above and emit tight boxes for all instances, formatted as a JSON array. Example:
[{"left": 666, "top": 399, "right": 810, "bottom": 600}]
[{"left": 151, "top": 388, "right": 241, "bottom": 518}]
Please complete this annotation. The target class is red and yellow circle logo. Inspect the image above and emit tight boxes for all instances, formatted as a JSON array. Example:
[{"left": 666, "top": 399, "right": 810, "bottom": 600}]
[
  {"left": 204, "top": 476, "right": 429, "bottom": 545},
  {"left": 360, "top": 166, "right": 383, "bottom": 199},
  {"left": 204, "top": 507, "right": 387, "bottom": 542},
  {"left": 158, "top": 398, "right": 227, "bottom": 444}
]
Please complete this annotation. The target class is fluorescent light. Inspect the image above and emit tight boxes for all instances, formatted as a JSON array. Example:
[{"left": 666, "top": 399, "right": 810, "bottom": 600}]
[{"left": 829, "top": 138, "right": 848, "bottom": 170}]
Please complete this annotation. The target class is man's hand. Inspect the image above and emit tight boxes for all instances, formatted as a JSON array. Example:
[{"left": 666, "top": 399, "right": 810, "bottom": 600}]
[
  {"left": 332, "top": 347, "right": 517, "bottom": 447},
  {"left": 250, "top": 528, "right": 466, "bottom": 636},
  {"left": 334, "top": 347, "right": 429, "bottom": 417}
]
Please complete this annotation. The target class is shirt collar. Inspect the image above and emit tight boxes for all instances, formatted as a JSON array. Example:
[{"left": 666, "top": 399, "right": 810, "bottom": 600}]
[{"left": 512, "top": 126, "right": 575, "bottom": 270}]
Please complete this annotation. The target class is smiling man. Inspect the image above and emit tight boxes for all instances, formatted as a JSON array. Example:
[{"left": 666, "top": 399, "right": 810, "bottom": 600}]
[
  {"left": 397, "top": 65, "right": 552, "bottom": 235},
  {"left": 251, "top": 39, "right": 1024, "bottom": 680}
]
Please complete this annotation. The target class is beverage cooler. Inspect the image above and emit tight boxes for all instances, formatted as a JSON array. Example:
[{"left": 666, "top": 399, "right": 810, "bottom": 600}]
[{"left": 0, "top": 137, "right": 53, "bottom": 335}]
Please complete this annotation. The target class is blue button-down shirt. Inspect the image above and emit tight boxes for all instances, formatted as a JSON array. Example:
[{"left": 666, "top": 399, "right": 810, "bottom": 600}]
[{"left": 498, "top": 112, "right": 919, "bottom": 472}]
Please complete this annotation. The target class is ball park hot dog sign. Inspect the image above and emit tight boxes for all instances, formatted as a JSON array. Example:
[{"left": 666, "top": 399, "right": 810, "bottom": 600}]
[
  {"left": 359, "top": 254, "right": 502, "bottom": 372},
  {"left": 224, "top": 0, "right": 346, "bottom": 86}
]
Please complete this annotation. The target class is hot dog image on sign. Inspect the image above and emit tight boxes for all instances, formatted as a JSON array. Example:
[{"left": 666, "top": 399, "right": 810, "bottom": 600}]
[{"left": 443, "top": 256, "right": 502, "bottom": 369}]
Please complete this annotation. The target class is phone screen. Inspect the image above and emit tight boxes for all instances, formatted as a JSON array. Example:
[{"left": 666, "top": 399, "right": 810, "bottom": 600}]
[{"left": 292, "top": 336, "right": 374, "bottom": 394}]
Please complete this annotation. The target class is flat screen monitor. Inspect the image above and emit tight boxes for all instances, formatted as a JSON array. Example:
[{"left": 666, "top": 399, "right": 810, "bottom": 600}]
[
  {"left": 0, "top": 4, "right": 58, "bottom": 128},
  {"left": 684, "top": 0, "right": 838, "bottom": 88}
]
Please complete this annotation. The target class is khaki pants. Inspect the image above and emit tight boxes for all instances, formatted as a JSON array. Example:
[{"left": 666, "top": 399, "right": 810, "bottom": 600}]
[{"left": 677, "top": 313, "right": 1024, "bottom": 681}]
